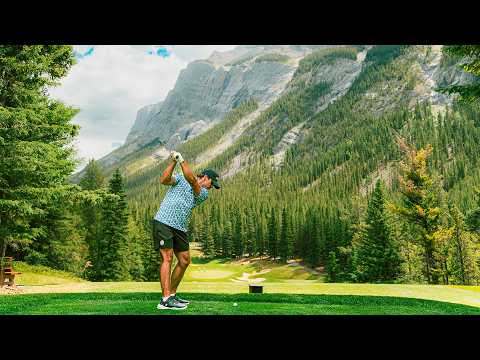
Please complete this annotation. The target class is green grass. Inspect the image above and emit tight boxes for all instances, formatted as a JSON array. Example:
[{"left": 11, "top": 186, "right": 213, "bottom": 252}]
[
  {"left": 184, "top": 244, "right": 325, "bottom": 283},
  {"left": 1, "top": 292, "right": 479, "bottom": 315},
  {"left": 8, "top": 248, "right": 480, "bottom": 314},
  {"left": 13, "top": 262, "right": 86, "bottom": 286},
  {"left": 184, "top": 258, "right": 323, "bottom": 283}
]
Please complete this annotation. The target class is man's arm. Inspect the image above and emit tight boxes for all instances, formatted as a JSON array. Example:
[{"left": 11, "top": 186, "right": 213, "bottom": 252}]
[
  {"left": 160, "top": 160, "right": 177, "bottom": 185},
  {"left": 180, "top": 161, "right": 201, "bottom": 196}
]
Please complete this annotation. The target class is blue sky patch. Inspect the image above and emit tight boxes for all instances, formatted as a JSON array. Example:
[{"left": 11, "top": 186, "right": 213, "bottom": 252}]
[
  {"left": 147, "top": 46, "right": 171, "bottom": 58},
  {"left": 74, "top": 46, "right": 95, "bottom": 60},
  {"left": 156, "top": 47, "right": 171, "bottom": 58}
]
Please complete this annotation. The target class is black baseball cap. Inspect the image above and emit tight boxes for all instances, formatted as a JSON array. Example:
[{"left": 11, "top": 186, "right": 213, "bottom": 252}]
[{"left": 200, "top": 168, "right": 220, "bottom": 189}]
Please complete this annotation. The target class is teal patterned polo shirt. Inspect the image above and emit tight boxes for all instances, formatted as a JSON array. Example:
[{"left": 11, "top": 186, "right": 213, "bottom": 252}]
[{"left": 154, "top": 172, "right": 209, "bottom": 232}]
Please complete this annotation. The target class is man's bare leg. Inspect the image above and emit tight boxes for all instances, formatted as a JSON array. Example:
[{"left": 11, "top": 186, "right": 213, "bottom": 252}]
[
  {"left": 170, "top": 250, "right": 191, "bottom": 294},
  {"left": 159, "top": 248, "right": 174, "bottom": 298}
]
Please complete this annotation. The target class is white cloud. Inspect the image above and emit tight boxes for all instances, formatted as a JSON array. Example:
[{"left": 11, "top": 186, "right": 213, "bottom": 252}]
[{"left": 48, "top": 45, "right": 238, "bottom": 173}]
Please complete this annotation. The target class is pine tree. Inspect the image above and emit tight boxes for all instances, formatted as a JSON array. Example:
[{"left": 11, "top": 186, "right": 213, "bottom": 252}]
[
  {"left": 212, "top": 222, "right": 223, "bottom": 258},
  {"left": 124, "top": 216, "right": 145, "bottom": 281},
  {"left": 354, "top": 180, "right": 402, "bottom": 282},
  {"left": 79, "top": 158, "right": 105, "bottom": 272},
  {"left": 233, "top": 216, "right": 243, "bottom": 258},
  {"left": 0, "top": 45, "right": 80, "bottom": 261},
  {"left": 222, "top": 220, "right": 233, "bottom": 258},
  {"left": 267, "top": 207, "right": 278, "bottom": 260},
  {"left": 200, "top": 218, "right": 210, "bottom": 256},
  {"left": 390, "top": 138, "right": 443, "bottom": 284},
  {"left": 255, "top": 216, "right": 264, "bottom": 258},
  {"left": 286, "top": 211, "right": 295, "bottom": 260},
  {"left": 45, "top": 209, "right": 89, "bottom": 276},
  {"left": 326, "top": 251, "right": 339, "bottom": 282},
  {"left": 245, "top": 211, "right": 256, "bottom": 257},
  {"left": 141, "top": 221, "right": 160, "bottom": 281},
  {"left": 96, "top": 169, "right": 130, "bottom": 281},
  {"left": 307, "top": 215, "right": 320, "bottom": 268},
  {"left": 466, "top": 188, "right": 480, "bottom": 234},
  {"left": 205, "top": 231, "right": 215, "bottom": 258},
  {"left": 79, "top": 159, "right": 105, "bottom": 190},
  {"left": 447, "top": 205, "right": 480, "bottom": 285},
  {"left": 279, "top": 207, "right": 290, "bottom": 262}
]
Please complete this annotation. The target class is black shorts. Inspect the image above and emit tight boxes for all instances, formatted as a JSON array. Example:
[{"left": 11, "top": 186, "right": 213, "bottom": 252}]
[{"left": 152, "top": 220, "right": 189, "bottom": 252}]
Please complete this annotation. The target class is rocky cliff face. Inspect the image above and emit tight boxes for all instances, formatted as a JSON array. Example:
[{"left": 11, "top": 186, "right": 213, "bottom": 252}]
[
  {"left": 126, "top": 101, "right": 164, "bottom": 144},
  {"left": 128, "top": 58, "right": 299, "bottom": 149},
  {"left": 81, "top": 45, "right": 310, "bottom": 179}
]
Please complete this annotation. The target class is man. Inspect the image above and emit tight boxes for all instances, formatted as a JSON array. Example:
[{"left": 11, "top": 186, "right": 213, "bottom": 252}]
[{"left": 153, "top": 151, "right": 220, "bottom": 310}]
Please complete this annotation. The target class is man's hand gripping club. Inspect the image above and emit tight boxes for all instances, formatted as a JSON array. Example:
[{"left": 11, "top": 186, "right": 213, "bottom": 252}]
[{"left": 170, "top": 151, "right": 184, "bottom": 164}]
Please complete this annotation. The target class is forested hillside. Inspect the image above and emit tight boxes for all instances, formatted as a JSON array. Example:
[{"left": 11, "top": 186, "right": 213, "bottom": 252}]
[{"left": 123, "top": 45, "right": 480, "bottom": 284}]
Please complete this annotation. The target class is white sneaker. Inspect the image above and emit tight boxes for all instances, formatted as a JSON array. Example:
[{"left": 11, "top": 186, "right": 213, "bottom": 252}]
[{"left": 156, "top": 296, "right": 188, "bottom": 310}]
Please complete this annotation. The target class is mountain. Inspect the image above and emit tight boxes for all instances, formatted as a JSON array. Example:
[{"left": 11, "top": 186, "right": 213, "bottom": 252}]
[{"left": 71, "top": 45, "right": 334, "bottom": 182}]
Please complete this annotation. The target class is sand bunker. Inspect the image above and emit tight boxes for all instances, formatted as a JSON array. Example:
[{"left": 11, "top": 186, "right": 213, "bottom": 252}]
[{"left": 232, "top": 269, "right": 271, "bottom": 283}]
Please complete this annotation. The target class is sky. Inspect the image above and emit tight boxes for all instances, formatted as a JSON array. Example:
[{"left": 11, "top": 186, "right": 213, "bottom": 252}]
[{"left": 48, "top": 45, "right": 237, "bottom": 173}]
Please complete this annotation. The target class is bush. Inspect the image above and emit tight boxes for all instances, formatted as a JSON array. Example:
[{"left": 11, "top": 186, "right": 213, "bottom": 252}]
[{"left": 24, "top": 249, "right": 49, "bottom": 266}]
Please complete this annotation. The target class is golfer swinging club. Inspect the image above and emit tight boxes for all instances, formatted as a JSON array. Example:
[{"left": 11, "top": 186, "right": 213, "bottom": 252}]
[{"left": 153, "top": 150, "right": 220, "bottom": 310}]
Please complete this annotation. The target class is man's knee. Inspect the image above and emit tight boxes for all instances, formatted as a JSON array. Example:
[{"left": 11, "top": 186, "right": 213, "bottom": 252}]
[
  {"left": 178, "top": 253, "right": 191, "bottom": 268},
  {"left": 160, "top": 249, "right": 174, "bottom": 263}
]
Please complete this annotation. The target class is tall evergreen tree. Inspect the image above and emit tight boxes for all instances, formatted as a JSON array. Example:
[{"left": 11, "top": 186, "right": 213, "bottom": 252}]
[
  {"left": 222, "top": 220, "right": 233, "bottom": 258},
  {"left": 447, "top": 205, "right": 480, "bottom": 284},
  {"left": 79, "top": 159, "right": 105, "bottom": 190},
  {"left": 96, "top": 169, "right": 130, "bottom": 281},
  {"left": 326, "top": 251, "right": 339, "bottom": 282},
  {"left": 390, "top": 138, "right": 443, "bottom": 284},
  {"left": 267, "top": 207, "right": 278, "bottom": 260},
  {"left": 0, "top": 45, "right": 80, "bottom": 262},
  {"left": 79, "top": 158, "right": 105, "bottom": 272},
  {"left": 233, "top": 216, "right": 243, "bottom": 258},
  {"left": 202, "top": 219, "right": 214, "bottom": 257},
  {"left": 124, "top": 216, "right": 145, "bottom": 281},
  {"left": 212, "top": 222, "right": 223, "bottom": 258},
  {"left": 307, "top": 215, "right": 320, "bottom": 268},
  {"left": 245, "top": 211, "right": 256, "bottom": 257},
  {"left": 466, "top": 188, "right": 480, "bottom": 234},
  {"left": 255, "top": 216, "right": 266, "bottom": 258},
  {"left": 279, "top": 207, "right": 291, "bottom": 262},
  {"left": 354, "top": 180, "right": 402, "bottom": 282},
  {"left": 205, "top": 231, "right": 215, "bottom": 258}
]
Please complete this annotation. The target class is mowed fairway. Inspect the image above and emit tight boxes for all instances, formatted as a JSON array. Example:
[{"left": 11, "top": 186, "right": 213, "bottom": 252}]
[
  {"left": 3, "top": 244, "right": 480, "bottom": 315},
  {"left": 2, "top": 292, "right": 480, "bottom": 315}
]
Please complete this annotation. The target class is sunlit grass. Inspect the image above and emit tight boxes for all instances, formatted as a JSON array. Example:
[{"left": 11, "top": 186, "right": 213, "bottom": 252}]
[{"left": 2, "top": 292, "right": 479, "bottom": 315}]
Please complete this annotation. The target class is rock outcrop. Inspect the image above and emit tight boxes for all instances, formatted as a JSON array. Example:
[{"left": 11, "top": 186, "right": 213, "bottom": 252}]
[{"left": 73, "top": 45, "right": 309, "bottom": 181}]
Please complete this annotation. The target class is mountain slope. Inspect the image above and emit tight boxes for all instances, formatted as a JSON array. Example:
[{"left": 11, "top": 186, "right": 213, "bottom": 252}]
[
  {"left": 118, "top": 45, "right": 480, "bottom": 281},
  {"left": 70, "top": 45, "right": 315, "bottom": 184}
]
